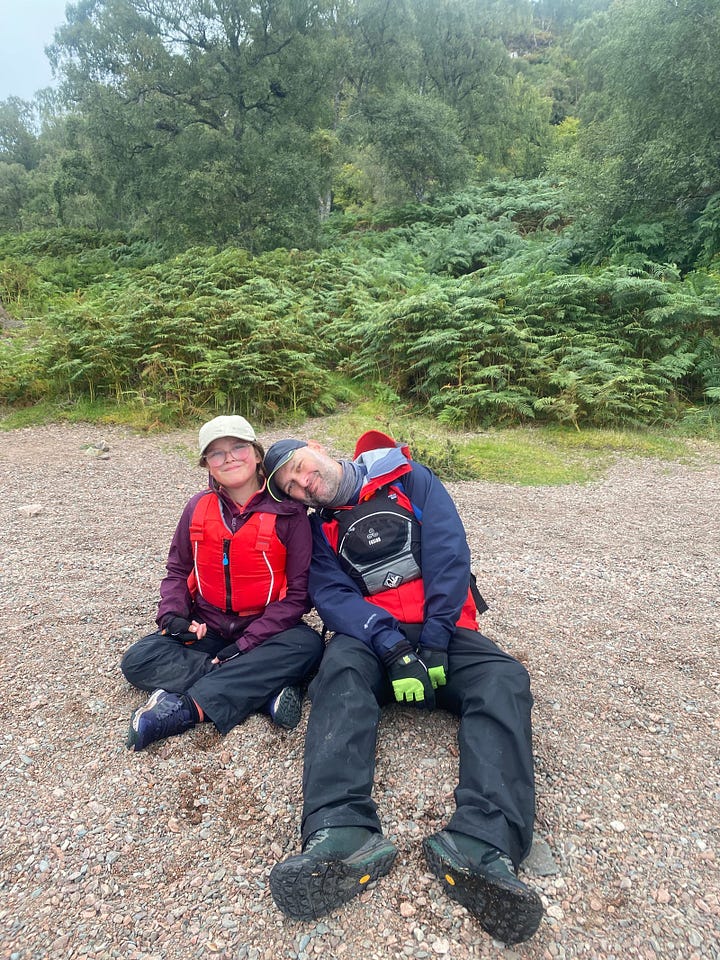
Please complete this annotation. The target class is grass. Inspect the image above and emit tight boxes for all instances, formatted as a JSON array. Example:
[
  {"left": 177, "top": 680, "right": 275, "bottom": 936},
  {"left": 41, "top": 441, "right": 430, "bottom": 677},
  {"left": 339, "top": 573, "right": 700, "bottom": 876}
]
[
  {"left": 1, "top": 395, "right": 716, "bottom": 486},
  {"left": 0, "top": 398, "right": 182, "bottom": 432},
  {"left": 308, "top": 401, "right": 710, "bottom": 485}
]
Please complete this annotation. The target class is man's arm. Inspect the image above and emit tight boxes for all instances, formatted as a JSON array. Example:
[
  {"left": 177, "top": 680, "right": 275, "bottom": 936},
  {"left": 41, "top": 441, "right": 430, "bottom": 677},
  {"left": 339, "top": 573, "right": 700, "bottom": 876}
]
[
  {"left": 401, "top": 462, "right": 473, "bottom": 650},
  {"left": 309, "top": 515, "right": 435, "bottom": 707}
]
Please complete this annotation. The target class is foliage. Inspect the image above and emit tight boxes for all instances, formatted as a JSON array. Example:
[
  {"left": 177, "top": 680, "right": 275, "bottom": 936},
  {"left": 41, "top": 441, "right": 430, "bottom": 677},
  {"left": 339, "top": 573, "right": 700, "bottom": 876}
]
[
  {"left": 0, "top": 0, "right": 574, "bottom": 248},
  {"left": 3, "top": 1, "right": 720, "bottom": 439},
  {"left": 2, "top": 179, "right": 720, "bottom": 432},
  {"left": 565, "top": 0, "right": 720, "bottom": 266},
  {"left": 363, "top": 91, "right": 473, "bottom": 202}
]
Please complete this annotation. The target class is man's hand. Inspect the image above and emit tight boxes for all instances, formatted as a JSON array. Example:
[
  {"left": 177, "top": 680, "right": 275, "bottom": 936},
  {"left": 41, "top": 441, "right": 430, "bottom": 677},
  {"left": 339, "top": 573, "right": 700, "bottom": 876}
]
[
  {"left": 417, "top": 646, "right": 449, "bottom": 689},
  {"left": 388, "top": 652, "right": 435, "bottom": 709}
]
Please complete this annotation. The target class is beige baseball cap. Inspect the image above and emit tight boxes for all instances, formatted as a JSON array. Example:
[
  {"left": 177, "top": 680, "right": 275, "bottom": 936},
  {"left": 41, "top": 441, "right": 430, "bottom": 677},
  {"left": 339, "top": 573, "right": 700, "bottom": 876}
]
[{"left": 198, "top": 415, "right": 256, "bottom": 455}]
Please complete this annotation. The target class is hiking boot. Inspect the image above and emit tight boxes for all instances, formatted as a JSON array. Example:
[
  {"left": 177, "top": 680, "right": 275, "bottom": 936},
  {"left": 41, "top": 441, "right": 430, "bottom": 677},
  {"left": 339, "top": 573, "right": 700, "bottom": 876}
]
[
  {"left": 126, "top": 689, "right": 194, "bottom": 752},
  {"left": 268, "top": 685, "right": 302, "bottom": 730},
  {"left": 423, "top": 830, "right": 544, "bottom": 945},
  {"left": 269, "top": 827, "right": 398, "bottom": 920}
]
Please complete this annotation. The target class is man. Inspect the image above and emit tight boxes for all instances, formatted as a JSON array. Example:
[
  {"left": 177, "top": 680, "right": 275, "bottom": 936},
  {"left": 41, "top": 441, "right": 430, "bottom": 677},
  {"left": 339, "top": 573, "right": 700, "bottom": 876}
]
[{"left": 263, "top": 430, "right": 543, "bottom": 945}]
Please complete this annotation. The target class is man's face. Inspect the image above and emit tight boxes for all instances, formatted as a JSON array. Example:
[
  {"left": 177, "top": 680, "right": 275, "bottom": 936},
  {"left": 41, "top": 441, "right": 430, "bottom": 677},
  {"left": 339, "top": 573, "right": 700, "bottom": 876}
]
[{"left": 274, "top": 444, "right": 343, "bottom": 507}]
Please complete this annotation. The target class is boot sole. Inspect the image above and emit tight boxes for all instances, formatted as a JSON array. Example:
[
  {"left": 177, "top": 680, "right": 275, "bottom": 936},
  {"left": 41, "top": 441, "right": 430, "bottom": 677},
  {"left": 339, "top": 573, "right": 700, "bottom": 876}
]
[
  {"left": 270, "top": 835, "right": 398, "bottom": 920},
  {"left": 271, "top": 686, "right": 302, "bottom": 730},
  {"left": 423, "top": 834, "right": 544, "bottom": 945}
]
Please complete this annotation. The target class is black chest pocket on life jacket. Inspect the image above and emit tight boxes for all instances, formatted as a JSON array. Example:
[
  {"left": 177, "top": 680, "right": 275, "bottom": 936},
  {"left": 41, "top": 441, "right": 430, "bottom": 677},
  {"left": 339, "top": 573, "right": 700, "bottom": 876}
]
[{"left": 333, "top": 488, "right": 422, "bottom": 596}]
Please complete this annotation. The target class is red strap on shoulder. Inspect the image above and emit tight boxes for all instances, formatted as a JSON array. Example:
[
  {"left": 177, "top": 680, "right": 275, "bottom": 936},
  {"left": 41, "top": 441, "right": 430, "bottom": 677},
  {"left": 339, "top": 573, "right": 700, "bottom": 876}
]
[
  {"left": 254, "top": 512, "right": 277, "bottom": 552},
  {"left": 187, "top": 492, "right": 214, "bottom": 596},
  {"left": 188, "top": 490, "right": 214, "bottom": 542}
]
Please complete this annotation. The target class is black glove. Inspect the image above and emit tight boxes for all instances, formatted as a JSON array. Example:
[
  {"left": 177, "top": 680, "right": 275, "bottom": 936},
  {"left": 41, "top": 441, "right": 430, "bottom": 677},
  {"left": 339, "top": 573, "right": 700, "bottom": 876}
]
[
  {"left": 387, "top": 652, "right": 435, "bottom": 710},
  {"left": 214, "top": 641, "right": 243, "bottom": 663},
  {"left": 417, "top": 646, "right": 449, "bottom": 689},
  {"left": 162, "top": 616, "right": 195, "bottom": 643}
]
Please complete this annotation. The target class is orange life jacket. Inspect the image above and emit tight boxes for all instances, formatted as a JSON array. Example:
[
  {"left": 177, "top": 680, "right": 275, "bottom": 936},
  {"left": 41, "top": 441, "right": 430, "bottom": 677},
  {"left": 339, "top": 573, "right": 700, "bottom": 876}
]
[{"left": 187, "top": 492, "right": 287, "bottom": 616}]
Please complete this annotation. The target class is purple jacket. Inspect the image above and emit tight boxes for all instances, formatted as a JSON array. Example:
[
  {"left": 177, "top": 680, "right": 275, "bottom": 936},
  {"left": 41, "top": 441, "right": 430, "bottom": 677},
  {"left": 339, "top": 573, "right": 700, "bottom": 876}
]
[{"left": 156, "top": 480, "right": 312, "bottom": 652}]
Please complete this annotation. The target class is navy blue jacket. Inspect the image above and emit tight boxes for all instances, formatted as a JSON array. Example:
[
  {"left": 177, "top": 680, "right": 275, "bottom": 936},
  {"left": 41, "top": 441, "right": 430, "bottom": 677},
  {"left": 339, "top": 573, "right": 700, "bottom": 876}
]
[{"left": 308, "top": 446, "right": 474, "bottom": 663}]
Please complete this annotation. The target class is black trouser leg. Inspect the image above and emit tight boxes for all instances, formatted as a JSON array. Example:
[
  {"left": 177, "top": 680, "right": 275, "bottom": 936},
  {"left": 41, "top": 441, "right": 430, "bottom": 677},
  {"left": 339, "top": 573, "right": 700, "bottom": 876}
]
[
  {"left": 121, "top": 624, "right": 324, "bottom": 735},
  {"left": 120, "top": 629, "right": 224, "bottom": 691},
  {"left": 189, "top": 624, "right": 324, "bottom": 733},
  {"left": 301, "top": 633, "right": 391, "bottom": 843},
  {"left": 437, "top": 628, "right": 536, "bottom": 867}
]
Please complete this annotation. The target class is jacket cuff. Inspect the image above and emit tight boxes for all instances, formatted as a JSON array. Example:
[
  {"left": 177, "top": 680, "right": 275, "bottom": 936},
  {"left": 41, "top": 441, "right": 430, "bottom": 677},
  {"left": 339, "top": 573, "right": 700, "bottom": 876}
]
[
  {"left": 418, "top": 628, "right": 451, "bottom": 652},
  {"left": 380, "top": 638, "right": 414, "bottom": 668}
]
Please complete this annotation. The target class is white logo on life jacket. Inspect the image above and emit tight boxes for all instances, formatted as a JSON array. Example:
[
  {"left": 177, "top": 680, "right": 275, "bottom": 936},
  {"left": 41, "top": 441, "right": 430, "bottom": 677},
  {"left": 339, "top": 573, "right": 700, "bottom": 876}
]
[
  {"left": 384, "top": 571, "right": 403, "bottom": 588},
  {"left": 366, "top": 526, "right": 381, "bottom": 546}
]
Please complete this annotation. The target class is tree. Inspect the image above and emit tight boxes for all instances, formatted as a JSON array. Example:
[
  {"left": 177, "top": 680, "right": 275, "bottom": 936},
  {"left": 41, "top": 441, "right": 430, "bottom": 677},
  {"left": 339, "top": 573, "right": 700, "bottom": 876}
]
[
  {"left": 0, "top": 98, "right": 42, "bottom": 170},
  {"left": 568, "top": 0, "right": 720, "bottom": 262},
  {"left": 46, "top": 0, "right": 335, "bottom": 246},
  {"left": 366, "top": 90, "right": 472, "bottom": 201}
]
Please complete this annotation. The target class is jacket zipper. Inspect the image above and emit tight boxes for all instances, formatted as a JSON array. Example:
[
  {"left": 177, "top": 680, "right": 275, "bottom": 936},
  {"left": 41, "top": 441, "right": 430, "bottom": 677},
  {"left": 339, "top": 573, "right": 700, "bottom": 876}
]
[{"left": 223, "top": 539, "right": 233, "bottom": 613}]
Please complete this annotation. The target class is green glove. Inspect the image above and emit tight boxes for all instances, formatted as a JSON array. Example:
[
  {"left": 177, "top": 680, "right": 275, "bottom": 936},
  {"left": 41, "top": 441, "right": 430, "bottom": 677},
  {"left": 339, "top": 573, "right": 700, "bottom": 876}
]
[
  {"left": 417, "top": 646, "right": 449, "bottom": 689},
  {"left": 387, "top": 652, "right": 435, "bottom": 709}
]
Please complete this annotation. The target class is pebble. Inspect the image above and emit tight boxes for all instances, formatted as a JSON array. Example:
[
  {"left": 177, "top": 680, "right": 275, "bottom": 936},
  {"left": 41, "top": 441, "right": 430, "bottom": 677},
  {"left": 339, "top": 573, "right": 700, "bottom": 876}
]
[{"left": 17, "top": 503, "right": 43, "bottom": 517}]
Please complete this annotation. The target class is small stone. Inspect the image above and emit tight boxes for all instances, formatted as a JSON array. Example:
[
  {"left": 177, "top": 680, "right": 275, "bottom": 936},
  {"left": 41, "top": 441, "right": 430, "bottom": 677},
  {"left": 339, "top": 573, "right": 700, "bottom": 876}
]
[
  {"left": 82, "top": 442, "right": 110, "bottom": 459},
  {"left": 399, "top": 901, "right": 416, "bottom": 917},
  {"left": 610, "top": 820, "right": 626, "bottom": 832},
  {"left": 18, "top": 503, "right": 43, "bottom": 517},
  {"left": 522, "top": 837, "right": 559, "bottom": 877}
]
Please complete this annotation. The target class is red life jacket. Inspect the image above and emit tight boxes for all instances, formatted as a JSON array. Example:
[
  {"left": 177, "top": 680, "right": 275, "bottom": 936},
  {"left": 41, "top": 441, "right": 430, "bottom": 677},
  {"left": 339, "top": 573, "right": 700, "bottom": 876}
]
[
  {"left": 321, "top": 432, "right": 480, "bottom": 630},
  {"left": 187, "top": 493, "right": 287, "bottom": 616}
]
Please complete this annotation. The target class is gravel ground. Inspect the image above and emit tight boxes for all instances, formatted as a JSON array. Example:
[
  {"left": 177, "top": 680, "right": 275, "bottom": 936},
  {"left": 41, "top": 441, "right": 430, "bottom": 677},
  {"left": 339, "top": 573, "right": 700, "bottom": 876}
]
[{"left": 1, "top": 420, "right": 719, "bottom": 960}]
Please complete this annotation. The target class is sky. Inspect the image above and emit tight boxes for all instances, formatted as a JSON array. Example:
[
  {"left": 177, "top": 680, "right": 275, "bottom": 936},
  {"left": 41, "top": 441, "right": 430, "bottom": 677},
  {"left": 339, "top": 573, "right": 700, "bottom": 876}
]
[{"left": 0, "top": 1, "right": 71, "bottom": 101}]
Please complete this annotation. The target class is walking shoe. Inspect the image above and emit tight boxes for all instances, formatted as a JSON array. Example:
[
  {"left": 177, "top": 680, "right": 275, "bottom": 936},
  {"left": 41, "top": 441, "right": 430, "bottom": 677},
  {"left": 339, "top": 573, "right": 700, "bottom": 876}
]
[
  {"left": 268, "top": 685, "right": 302, "bottom": 730},
  {"left": 269, "top": 827, "right": 398, "bottom": 920},
  {"left": 423, "top": 830, "right": 544, "bottom": 944},
  {"left": 126, "top": 689, "right": 195, "bottom": 752}
]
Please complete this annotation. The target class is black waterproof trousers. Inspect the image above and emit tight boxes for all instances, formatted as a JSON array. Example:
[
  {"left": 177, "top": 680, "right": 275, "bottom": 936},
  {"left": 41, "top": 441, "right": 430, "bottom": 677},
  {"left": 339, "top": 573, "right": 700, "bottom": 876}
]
[
  {"left": 121, "top": 623, "right": 323, "bottom": 734},
  {"left": 301, "top": 627, "right": 536, "bottom": 867}
]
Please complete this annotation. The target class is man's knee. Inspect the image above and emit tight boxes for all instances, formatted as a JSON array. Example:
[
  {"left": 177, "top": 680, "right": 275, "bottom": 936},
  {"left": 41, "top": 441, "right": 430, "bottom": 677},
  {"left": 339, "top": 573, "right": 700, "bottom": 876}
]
[
  {"left": 502, "top": 655, "right": 533, "bottom": 700},
  {"left": 309, "top": 633, "right": 383, "bottom": 697},
  {"left": 448, "top": 633, "right": 533, "bottom": 706}
]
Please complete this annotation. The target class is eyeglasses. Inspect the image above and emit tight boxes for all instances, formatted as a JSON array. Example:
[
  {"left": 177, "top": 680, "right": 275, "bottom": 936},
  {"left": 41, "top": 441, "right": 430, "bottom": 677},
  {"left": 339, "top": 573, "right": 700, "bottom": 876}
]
[{"left": 204, "top": 442, "right": 253, "bottom": 466}]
